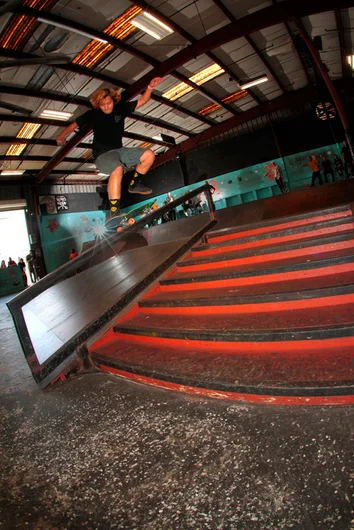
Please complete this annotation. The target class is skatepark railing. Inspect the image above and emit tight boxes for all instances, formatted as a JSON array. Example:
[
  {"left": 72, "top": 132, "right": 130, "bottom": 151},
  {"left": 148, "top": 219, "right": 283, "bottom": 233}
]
[{"left": 7, "top": 182, "right": 216, "bottom": 385}]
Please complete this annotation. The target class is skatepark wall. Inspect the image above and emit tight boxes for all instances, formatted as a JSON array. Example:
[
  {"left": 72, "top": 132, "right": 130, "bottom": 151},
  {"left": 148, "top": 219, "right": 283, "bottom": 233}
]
[{"left": 36, "top": 140, "right": 343, "bottom": 274}]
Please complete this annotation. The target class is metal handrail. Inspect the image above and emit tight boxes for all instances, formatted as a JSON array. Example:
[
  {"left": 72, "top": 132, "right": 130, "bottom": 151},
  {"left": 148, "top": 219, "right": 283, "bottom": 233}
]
[{"left": 8, "top": 182, "right": 214, "bottom": 310}]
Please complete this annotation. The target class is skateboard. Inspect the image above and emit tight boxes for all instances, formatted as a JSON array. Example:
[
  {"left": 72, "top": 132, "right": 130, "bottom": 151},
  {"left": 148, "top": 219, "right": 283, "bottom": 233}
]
[{"left": 105, "top": 200, "right": 159, "bottom": 232}]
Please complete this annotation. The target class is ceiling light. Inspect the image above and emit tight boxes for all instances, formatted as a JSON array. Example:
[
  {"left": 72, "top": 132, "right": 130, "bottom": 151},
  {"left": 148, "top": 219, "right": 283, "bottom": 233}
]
[
  {"left": 1, "top": 170, "right": 25, "bottom": 175},
  {"left": 73, "top": 6, "right": 141, "bottom": 68},
  {"left": 198, "top": 90, "right": 249, "bottom": 116},
  {"left": 17, "top": 122, "right": 42, "bottom": 139},
  {"left": 6, "top": 144, "right": 26, "bottom": 156},
  {"left": 37, "top": 16, "right": 109, "bottom": 44},
  {"left": 238, "top": 75, "right": 268, "bottom": 90},
  {"left": 131, "top": 11, "right": 173, "bottom": 40},
  {"left": 40, "top": 109, "right": 72, "bottom": 120},
  {"left": 5, "top": 122, "right": 42, "bottom": 156},
  {"left": 162, "top": 63, "right": 225, "bottom": 101}
]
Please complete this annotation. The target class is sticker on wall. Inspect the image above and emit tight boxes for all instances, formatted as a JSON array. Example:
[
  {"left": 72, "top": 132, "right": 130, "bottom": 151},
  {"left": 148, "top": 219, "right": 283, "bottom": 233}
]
[
  {"left": 46, "top": 218, "right": 59, "bottom": 233},
  {"left": 55, "top": 195, "right": 69, "bottom": 211},
  {"left": 39, "top": 195, "right": 57, "bottom": 215}
]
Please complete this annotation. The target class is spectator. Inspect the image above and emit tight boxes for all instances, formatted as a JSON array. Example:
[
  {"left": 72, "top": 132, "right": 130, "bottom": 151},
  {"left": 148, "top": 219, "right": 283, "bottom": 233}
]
[
  {"left": 18, "top": 257, "right": 28, "bottom": 287},
  {"left": 308, "top": 156, "right": 323, "bottom": 186},
  {"left": 321, "top": 155, "right": 335, "bottom": 183},
  {"left": 69, "top": 248, "right": 79, "bottom": 260},
  {"left": 341, "top": 140, "right": 353, "bottom": 178},
  {"left": 1, "top": 260, "right": 6, "bottom": 269},
  {"left": 166, "top": 192, "right": 176, "bottom": 221},
  {"left": 333, "top": 154, "right": 344, "bottom": 180},
  {"left": 8, "top": 257, "right": 16, "bottom": 267},
  {"left": 26, "top": 250, "right": 37, "bottom": 283},
  {"left": 264, "top": 161, "right": 287, "bottom": 193}
]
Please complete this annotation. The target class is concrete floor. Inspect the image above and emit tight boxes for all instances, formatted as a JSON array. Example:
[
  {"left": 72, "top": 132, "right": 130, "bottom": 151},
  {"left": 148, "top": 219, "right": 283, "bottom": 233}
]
[{"left": 1, "top": 294, "right": 353, "bottom": 530}]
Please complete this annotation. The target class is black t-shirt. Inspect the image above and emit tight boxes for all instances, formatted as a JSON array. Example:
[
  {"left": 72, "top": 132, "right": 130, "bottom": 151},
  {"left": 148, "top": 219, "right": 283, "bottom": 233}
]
[
  {"left": 76, "top": 100, "right": 137, "bottom": 158},
  {"left": 322, "top": 160, "right": 332, "bottom": 172}
]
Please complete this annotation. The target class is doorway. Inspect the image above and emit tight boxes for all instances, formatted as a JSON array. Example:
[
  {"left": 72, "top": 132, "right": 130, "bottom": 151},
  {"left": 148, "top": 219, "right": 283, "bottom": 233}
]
[{"left": 0, "top": 208, "right": 31, "bottom": 278}]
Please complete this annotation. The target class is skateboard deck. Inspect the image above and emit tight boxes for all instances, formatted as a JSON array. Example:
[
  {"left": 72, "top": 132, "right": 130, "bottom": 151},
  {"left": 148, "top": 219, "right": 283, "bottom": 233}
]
[{"left": 105, "top": 200, "right": 158, "bottom": 232}]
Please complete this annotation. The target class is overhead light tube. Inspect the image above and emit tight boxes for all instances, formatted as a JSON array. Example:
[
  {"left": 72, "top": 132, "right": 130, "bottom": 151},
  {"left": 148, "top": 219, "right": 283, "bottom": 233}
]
[
  {"left": 40, "top": 109, "right": 72, "bottom": 120},
  {"left": 1, "top": 170, "right": 25, "bottom": 175},
  {"left": 37, "top": 17, "right": 109, "bottom": 44},
  {"left": 142, "top": 12, "right": 173, "bottom": 34},
  {"left": 130, "top": 19, "right": 162, "bottom": 40},
  {"left": 239, "top": 75, "right": 268, "bottom": 90}
]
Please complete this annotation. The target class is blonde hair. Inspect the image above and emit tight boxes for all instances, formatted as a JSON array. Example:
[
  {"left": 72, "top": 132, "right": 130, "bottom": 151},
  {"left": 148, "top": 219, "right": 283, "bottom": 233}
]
[{"left": 90, "top": 87, "right": 121, "bottom": 108}]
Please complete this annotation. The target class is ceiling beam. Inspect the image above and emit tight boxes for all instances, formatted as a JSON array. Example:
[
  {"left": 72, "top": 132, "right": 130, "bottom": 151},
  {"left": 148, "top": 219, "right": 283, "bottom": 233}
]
[
  {"left": 0, "top": 155, "right": 86, "bottom": 162},
  {"left": 0, "top": 84, "right": 193, "bottom": 137},
  {"left": 210, "top": 0, "right": 287, "bottom": 93},
  {"left": 270, "top": 0, "right": 311, "bottom": 85},
  {"left": 0, "top": 48, "right": 213, "bottom": 128},
  {"left": 35, "top": 126, "right": 91, "bottom": 184},
  {"left": 123, "top": 0, "right": 353, "bottom": 100},
  {"left": 128, "top": 0, "right": 248, "bottom": 110},
  {"left": 0, "top": 137, "right": 92, "bottom": 148},
  {"left": 335, "top": 9, "right": 349, "bottom": 78},
  {"left": 152, "top": 85, "right": 319, "bottom": 167},
  {"left": 0, "top": 116, "right": 171, "bottom": 147},
  {"left": 10, "top": 6, "right": 219, "bottom": 124}
]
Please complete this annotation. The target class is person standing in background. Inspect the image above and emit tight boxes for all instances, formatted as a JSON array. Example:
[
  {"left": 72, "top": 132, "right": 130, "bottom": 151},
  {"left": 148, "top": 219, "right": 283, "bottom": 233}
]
[
  {"left": 333, "top": 154, "right": 344, "bottom": 180},
  {"left": 321, "top": 155, "right": 335, "bottom": 183},
  {"left": 341, "top": 140, "right": 353, "bottom": 178},
  {"left": 308, "top": 156, "right": 323, "bottom": 186}
]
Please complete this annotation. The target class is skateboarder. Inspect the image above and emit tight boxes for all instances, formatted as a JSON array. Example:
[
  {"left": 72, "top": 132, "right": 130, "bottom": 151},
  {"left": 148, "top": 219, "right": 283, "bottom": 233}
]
[{"left": 56, "top": 77, "right": 163, "bottom": 222}]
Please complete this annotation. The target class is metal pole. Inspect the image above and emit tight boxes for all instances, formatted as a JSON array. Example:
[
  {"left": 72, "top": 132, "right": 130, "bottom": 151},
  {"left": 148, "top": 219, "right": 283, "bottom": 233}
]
[
  {"left": 205, "top": 181, "right": 216, "bottom": 220},
  {"left": 269, "top": 118, "right": 291, "bottom": 191},
  {"left": 293, "top": 18, "right": 354, "bottom": 158}
]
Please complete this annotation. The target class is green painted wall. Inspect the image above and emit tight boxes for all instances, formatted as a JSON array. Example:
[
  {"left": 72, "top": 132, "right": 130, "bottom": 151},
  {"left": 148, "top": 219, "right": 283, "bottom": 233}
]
[{"left": 38, "top": 142, "right": 344, "bottom": 273}]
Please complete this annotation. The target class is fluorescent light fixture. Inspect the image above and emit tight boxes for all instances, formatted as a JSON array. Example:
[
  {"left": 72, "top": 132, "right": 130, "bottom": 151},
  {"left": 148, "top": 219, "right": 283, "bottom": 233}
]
[
  {"left": 347, "top": 55, "right": 354, "bottom": 69},
  {"left": 1, "top": 170, "right": 25, "bottom": 175},
  {"left": 131, "top": 11, "right": 173, "bottom": 40},
  {"left": 143, "top": 12, "right": 174, "bottom": 33},
  {"left": 6, "top": 144, "right": 26, "bottom": 156},
  {"left": 239, "top": 75, "right": 268, "bottom": 90},
  {"left": 130, "top": 19, "right": 161, "bottom": 40},
  {"left": 162, "top": 63, "right": 225, "bottom": 101},
  {"left": 37, "top": 16, "right": 109, "bottom": 44},
  {"left": 40, "top": 109, "right": 72, "bottom": 120},
  {"left": 5, "top": 122, "right": 42, "bottom": 156},
  {"left": 17, "top": 122, "right": 42, "bottom": 139}
]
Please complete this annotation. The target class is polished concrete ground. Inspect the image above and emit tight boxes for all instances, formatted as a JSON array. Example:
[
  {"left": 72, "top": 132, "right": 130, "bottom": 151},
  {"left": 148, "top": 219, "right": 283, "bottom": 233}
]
[{"left": 1, "top": 294, "right": 353, "bottom": 530}]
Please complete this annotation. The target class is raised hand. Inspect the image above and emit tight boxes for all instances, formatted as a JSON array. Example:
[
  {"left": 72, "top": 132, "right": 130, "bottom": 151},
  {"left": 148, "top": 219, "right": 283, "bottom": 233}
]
[{"left": 148, "top": 77, "right": 164, "bottom": 88}]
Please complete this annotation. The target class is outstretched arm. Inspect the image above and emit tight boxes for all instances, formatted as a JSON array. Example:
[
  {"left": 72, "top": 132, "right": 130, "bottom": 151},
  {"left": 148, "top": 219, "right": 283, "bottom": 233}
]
[
  {"left": 56, "top": 121, "right": 78, "bottom": 146},
  {"left": 136, "top": 77, "right": 164, "bottom": 109}
]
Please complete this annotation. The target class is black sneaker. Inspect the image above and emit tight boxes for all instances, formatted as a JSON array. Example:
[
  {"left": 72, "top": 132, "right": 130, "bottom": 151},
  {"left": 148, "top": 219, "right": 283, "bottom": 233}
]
[{"left": 128, "top": 183, "right": 152, "bottom": 195}]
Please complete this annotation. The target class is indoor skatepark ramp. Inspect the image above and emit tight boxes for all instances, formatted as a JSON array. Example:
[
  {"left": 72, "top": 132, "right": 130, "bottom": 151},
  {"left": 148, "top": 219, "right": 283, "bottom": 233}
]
[
  {"left": 89, "top": 200, "right": 354, "bottom": 405},
  {"left": 7, "top": 184, "right": 215, "bottom": 388},
  {"left": 7, "top": 181, "right": 354, "bottom": 403}
]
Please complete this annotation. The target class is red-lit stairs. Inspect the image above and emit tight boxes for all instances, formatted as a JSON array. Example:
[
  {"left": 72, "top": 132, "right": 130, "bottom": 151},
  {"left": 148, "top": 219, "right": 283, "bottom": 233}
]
[{"left": 89, "top": 204, "right": 354, "bottom": 405}]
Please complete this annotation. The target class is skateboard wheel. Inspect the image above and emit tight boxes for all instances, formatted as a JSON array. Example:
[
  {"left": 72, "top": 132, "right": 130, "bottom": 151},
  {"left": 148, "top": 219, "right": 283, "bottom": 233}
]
[
  {"left": 128, "top": 218, "right": 135, "bottom": 225},
  {"left": 117, "top": 226, "right": 123, "bottom": 232},
  {"left": 152, "top": 203, "right": 158, "bottom": 210}
]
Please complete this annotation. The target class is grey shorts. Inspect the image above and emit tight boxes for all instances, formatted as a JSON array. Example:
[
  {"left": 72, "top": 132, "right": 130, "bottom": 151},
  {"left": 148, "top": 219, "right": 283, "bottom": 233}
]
[{"left": 95, "top": 147, "right": 148, "bottom": 175}]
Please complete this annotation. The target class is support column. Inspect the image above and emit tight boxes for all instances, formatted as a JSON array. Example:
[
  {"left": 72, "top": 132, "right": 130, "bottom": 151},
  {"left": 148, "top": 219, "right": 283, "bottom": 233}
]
[
  {"left": 293, "top": 18, "right": 354, "bottom": 158},
  {"left": 268, "top": 119, "right": 291, "bottom": 190}
]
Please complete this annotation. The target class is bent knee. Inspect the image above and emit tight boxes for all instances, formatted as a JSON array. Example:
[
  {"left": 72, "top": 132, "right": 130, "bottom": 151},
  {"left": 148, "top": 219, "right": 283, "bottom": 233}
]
[
  {"left": 110, "top": 166, "right": 124, "bottom": 178},
  {"left": 145, "top": 149, "right": 155, "bottom": 162}
]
